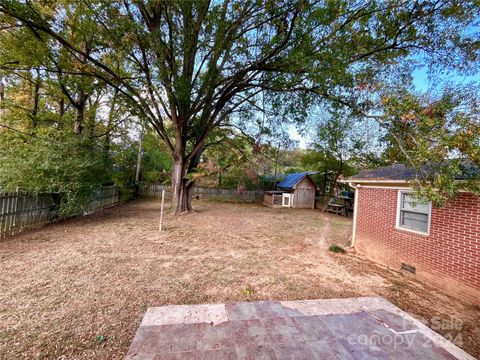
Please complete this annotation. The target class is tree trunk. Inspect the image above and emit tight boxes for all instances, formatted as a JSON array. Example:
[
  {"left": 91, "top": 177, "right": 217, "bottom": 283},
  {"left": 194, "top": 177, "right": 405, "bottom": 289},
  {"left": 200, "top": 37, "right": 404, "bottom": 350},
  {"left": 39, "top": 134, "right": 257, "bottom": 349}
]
[
  {"left": 74, "top": 91, "right": 88, "bottom": 135},
  {"left": 103, "top": 89, "right": 118, "bottom": 167},
  {"left": 59, "top": 98, "right": 65, "bottom": 117},
  {"left": 31, "top": 69, "right": 40, "bottom": 128},
  {"left": 0, "top": 75, "right": 4, "bottom": 101},
  {"left": 74, "top": 107, "right": 84, "bottom": 135},
  {"left": 135, "top": 125, "right": 144, "bottom": 183},
  {"left": 171, "top": 158, "right": 195, "bottom": 213}
]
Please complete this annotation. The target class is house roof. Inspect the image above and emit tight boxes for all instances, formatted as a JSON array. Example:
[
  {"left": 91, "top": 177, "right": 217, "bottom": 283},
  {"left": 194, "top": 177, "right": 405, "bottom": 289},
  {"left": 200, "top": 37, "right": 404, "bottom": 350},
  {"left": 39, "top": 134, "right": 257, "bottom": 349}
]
[
  {"left": 346, "top": 163, "right": 479, "bottom": 183},
  {"left": 277, "top": 172, "right": 317, "bottom": 190}
]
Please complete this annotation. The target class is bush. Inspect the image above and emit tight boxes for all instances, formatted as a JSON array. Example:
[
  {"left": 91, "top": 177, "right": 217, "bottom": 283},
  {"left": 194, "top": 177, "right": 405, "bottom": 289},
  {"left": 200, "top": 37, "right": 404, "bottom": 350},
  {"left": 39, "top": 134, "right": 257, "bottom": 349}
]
[{"left": 328, "top": 244, "right": 345, "bottom": 253}]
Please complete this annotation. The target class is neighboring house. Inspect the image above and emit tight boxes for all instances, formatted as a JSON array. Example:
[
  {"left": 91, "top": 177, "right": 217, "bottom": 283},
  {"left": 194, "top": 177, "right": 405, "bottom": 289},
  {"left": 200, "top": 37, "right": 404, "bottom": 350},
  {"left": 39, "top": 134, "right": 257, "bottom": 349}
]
[
  {"left": 343, "top": 164, "right": 480, "bottom": 304},
  {"left": 263, "top": 172, "right": 318, "bottom": 209}
]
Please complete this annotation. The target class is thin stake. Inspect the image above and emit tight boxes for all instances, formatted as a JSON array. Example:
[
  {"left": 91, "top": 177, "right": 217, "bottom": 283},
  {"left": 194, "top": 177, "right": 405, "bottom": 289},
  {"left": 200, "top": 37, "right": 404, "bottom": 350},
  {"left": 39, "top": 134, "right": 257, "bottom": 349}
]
[{"left": 159, "top": 190, "right": 165, "bottom": 232}]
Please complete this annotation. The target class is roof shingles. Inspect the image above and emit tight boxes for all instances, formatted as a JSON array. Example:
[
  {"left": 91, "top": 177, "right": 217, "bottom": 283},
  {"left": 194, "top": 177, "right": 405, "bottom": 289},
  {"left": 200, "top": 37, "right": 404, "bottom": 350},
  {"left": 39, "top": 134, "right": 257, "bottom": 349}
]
[{"left": 350, "top": 163, "right": 479, "bottom": 182}]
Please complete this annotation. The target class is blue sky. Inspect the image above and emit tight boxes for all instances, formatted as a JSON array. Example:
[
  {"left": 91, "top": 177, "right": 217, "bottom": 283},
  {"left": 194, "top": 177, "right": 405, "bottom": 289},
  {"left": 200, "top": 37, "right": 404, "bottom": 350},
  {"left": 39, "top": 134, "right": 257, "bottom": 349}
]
[{"left": 412, "top": 68, "right": 480, "bottom": 92}]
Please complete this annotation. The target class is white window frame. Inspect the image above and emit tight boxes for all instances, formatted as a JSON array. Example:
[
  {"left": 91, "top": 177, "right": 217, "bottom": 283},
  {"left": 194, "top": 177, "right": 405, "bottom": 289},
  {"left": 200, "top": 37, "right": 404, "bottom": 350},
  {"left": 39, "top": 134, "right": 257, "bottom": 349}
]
[
  {"left": 282, "top": 193, "right": 292, "bottom": 207},
  {"left": 396, "top": 190, "right": 431, "bottom": 235}
]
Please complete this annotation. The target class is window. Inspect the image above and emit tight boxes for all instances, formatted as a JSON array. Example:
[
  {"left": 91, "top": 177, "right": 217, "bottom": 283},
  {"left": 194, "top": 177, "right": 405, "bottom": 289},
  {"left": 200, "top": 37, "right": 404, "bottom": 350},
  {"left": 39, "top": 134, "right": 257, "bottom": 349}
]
[
  {"left": 282, "top": 193, "right": 292, "bottom": 207},
  {"left": 397, "top": 192, "right": 431, "bottom": 234}
]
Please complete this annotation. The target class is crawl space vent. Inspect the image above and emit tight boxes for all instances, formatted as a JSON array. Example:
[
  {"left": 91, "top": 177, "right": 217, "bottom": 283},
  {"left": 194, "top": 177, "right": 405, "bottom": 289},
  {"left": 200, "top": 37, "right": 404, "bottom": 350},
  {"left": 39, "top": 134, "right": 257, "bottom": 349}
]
[{"left": 401, "top": 262, "right": 416, "bottom": 274}]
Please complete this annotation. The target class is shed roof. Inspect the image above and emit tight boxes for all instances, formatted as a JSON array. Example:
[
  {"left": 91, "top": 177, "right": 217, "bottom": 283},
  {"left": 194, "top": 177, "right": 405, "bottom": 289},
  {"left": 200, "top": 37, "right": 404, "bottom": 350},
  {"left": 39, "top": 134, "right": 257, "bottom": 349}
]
[
  {"left": 347, "top": 163, "right": 479, "bottom": 183},
  {"left": 277, "top": 172, "right": 317, "bottom": 190}
]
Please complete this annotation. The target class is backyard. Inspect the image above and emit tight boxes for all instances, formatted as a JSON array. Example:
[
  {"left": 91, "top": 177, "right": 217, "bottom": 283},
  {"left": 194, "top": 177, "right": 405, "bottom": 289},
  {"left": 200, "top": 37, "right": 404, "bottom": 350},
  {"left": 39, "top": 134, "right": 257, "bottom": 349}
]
[{"left": 0, "top": 199, "right": 479, "bottom": 359}]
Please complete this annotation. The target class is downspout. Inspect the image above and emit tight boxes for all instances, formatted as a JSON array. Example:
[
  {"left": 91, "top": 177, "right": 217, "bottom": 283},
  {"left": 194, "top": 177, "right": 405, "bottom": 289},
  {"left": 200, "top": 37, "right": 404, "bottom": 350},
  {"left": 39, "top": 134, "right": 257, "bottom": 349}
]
[{"left": 347, "top": 182, "right": 360, "bottom": 248}]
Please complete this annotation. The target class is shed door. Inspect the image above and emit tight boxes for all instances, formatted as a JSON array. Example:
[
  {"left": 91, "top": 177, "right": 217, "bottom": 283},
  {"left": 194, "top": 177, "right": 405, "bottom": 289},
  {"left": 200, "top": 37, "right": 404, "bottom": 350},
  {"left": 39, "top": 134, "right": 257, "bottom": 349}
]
[
  {"left": 294, "top": 189, "right": 314, "bottom": 208},
  {"left": 282, "top": 193, "right": 292, "bottom": 207}
]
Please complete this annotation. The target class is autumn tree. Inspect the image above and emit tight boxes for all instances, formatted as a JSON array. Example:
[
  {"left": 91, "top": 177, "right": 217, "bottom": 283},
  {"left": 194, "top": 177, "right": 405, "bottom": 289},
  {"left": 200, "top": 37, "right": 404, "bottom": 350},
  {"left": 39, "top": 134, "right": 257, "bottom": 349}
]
[
  {"left": 1, "top": 0, "right": 478, "bottom": 212},
  {"left": 377, "top": 87, "right": 480, "bottom": 205}
]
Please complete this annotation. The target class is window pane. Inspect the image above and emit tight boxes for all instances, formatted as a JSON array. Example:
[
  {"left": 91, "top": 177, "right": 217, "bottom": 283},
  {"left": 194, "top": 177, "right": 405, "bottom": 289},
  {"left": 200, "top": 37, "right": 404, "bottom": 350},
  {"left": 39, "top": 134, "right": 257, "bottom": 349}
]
[
  {"left": 402, "top": 193, "right": 429, "bottom": 213},
  {"left": 401, "top": 211, "right": 428, "bottom": 232}
]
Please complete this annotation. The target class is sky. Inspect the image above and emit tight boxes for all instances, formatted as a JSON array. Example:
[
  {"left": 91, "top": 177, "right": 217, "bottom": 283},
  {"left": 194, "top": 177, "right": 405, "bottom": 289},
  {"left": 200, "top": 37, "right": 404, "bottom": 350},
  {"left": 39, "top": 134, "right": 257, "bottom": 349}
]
[{"left": 412, "top": 68, "right": 480, "bottom": 92}]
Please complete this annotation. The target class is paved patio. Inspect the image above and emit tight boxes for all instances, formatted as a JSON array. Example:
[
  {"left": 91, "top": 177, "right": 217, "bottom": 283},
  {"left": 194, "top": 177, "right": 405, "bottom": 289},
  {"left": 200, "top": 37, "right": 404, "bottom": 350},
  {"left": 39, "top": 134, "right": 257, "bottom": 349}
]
[{"left": 125, "top": 297, "right": 473, "bottom": 360}]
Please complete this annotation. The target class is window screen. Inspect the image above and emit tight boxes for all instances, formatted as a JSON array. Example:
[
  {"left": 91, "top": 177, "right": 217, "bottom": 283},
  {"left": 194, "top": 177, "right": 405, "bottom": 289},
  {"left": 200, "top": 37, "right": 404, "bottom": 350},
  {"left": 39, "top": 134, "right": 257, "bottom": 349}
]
[{"left": 398, "top": 193, "right": 430, "bottom": 233}]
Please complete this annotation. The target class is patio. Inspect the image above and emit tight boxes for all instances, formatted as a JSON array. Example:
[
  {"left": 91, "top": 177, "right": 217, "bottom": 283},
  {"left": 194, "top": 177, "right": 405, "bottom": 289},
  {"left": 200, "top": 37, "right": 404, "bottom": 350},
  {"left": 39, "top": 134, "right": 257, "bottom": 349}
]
[{"left": 126, "top": 297, "right": 473, "bottom": 359}]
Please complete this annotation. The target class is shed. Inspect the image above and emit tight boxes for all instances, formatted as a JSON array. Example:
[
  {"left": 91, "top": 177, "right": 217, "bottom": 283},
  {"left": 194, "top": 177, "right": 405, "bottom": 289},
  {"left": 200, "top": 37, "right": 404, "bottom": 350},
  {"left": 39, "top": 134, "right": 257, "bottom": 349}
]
[{"left": 263, "top": 172, "right": 318, "bottom": 209}]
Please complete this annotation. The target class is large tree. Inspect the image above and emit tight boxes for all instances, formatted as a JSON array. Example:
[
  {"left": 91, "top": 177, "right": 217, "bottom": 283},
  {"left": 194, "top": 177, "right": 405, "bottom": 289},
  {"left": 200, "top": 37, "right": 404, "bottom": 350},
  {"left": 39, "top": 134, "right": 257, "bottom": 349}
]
[{"left": 1, "top": 0, "right": 478, "bottom": 212}]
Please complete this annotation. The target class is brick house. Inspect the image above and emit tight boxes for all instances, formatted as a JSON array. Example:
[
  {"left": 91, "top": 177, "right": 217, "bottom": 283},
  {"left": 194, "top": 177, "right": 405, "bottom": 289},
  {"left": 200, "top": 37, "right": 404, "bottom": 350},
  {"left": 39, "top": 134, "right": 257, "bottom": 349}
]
[{"left": 343, "top": 164, "right": 480, "bottom": 304}]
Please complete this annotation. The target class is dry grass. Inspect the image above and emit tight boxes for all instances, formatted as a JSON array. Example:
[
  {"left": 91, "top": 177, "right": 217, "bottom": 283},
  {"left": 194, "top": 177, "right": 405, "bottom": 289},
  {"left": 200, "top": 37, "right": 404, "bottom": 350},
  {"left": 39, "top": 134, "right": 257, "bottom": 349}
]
[{"left": 0, "top": 199, "right": 478, "bottom": 359}]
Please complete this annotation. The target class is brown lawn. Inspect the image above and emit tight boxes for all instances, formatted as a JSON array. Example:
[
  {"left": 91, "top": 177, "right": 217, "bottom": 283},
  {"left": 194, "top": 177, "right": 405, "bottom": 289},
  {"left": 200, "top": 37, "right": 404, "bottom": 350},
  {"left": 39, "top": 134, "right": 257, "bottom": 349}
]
[{"left": 0, "top": 199, "right": 479, "bottom": 359}]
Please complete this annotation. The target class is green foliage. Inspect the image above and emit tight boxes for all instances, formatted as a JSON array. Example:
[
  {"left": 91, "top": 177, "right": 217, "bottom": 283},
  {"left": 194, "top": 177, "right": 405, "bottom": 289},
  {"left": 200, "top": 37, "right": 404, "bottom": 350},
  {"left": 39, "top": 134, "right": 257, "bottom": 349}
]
[
  {"left": 142, "top": 131, "right": 172, "bottom": 182},
  {"left": 379, "top": 87, "right": 480, "bottom": 205},
  {"left": 241, "top": 284, "right": 256, "bottom": 299},
  {"left": 303, "top": 110, "right": 380, "bottom": 192},
  {"left": 95, "top": 335, "right": 106, "bottom": 344},
  {"left": 0, "top": 132, "right": 109, "bottom": 215},
  {"left": 328, "top": 244, "right": 346, "bottom": 254}
]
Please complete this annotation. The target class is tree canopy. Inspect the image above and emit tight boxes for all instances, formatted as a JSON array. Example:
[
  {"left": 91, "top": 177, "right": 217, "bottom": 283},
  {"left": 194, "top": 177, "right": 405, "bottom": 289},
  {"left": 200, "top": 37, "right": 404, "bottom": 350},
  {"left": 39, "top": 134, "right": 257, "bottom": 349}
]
[{"left": 1, "top": 0, "right": 479, "bottom": 212}]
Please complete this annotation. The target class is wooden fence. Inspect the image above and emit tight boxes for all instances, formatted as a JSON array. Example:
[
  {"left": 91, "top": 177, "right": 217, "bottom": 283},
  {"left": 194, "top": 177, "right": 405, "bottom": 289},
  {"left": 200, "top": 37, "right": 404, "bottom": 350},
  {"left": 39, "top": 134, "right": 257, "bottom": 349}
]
[
  {"left": 0, "top": 185, "right": 135, "bottom": 239},
  {"left": 141, "top": 184, "right": 264, "bottom": 203}
]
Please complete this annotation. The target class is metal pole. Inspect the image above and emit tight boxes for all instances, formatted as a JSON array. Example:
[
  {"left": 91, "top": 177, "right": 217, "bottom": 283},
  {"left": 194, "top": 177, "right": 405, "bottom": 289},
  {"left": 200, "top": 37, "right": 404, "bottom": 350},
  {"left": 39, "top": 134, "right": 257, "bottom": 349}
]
[{"left": 159, "top": 190, "right": 165, "bottom": 232}]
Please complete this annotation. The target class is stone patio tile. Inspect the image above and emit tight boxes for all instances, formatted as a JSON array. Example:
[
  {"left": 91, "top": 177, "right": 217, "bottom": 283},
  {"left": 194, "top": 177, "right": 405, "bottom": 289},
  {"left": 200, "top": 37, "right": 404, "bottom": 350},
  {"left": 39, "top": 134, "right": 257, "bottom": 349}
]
[
  {"left": 127, "top": 324, "right": 198, "bottom": 355},
  {"left": 339, "top": 339, "right": 387, "bottom": 360},
  {"left": 125, "top": 353, "right": 156, "bottom": 360},
  {"left": 319, "top": 311, "right": 392, "bottom": 339},
  {"left": 392, "top": 333, "right": 458, "bottom": 360},
  {"left": 226, "top": 302, "right": 259, "bottom": 321},
  {"left": 141, "top": 304, "right": 227, "bottom": 326},
  {"left": 235, "top": 344, "right": 278, "bottom": 360},
  {"left": 369, "top": 309, "right": 418, "bottom": 333},
  {"left": 273, "top": 342, "right": 316, "bottom": 360},
  {"left": 262, "top": 317, "right": 304, "bottom": 344},
  {"left": 281, "top": 298, "right": 383, "bottom": 317},
  {"left": 307, "top": 338, "right": 355, "bottom": 360},
  {"left": 291, "top": 315, "right": 335, "bottom": 341},
  {"left": 196, "top": 321, "right": 236, "bottom": 351},
  {"left": 152, "top": 352, "right": 197, "bottom": 359},
  {"left": 254, "top": 301, "right": 287, "bottom": 319},
  {"left": 196, "top": 348, "right": 238, "bottom": 359},
  {"left": 230, "top": 319, "right": 271, "bottom": 346},
  {"left": 339, "top": 347, "right": 383, "bottom": 360}
]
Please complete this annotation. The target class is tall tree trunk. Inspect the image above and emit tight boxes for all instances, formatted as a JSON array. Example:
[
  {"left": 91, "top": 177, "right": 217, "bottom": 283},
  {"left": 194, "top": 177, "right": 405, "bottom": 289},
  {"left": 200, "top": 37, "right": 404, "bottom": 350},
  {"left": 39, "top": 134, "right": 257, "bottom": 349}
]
[
  {"left": 59, "top": 98, "right": 65, "bottom": 117},
  {"left": 31, "top": 69, "right": 40, "bottom": 128},
  {"left": 74, "top": 92, "right": 87, "bottom": 135},
  {"left": 103, "top": 89, "right": 118, "bottom": 168},
  {"left": 74, "top": 106, "right": 84, "bottom": 135},
  {"left": 135, "top": 125, "right": 144, "bottom": 183},
  {"left": 171, "top": 158, "right": 193, "bottom": 213},
  {"left": 0, "top": 75, "right": 4, "bottom": 101},
  {"left": 171, "top": 147, "right": 202, "bottom": 214}
]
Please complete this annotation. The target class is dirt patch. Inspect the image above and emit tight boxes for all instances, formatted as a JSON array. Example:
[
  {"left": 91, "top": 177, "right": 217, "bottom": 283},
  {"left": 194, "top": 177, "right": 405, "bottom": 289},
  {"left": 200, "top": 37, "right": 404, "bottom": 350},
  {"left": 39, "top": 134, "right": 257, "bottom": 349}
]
[{"left": 0, "top": 199, "right": 478, "bottom": 359}]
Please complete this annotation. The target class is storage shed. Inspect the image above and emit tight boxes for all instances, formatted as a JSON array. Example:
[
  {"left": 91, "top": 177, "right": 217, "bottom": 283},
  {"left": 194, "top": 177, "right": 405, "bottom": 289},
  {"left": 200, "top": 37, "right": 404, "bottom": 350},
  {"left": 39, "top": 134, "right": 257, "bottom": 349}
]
[{"left": 263, "top": 172, "right": 318, "bottom": 209}]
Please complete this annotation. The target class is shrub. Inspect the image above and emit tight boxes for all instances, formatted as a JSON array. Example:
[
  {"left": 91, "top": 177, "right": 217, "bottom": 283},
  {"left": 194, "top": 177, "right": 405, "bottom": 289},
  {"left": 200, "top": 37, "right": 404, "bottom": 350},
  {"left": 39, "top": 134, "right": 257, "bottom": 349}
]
[{"left": 328, "top": 244, "right": 345, "bottom": 253}]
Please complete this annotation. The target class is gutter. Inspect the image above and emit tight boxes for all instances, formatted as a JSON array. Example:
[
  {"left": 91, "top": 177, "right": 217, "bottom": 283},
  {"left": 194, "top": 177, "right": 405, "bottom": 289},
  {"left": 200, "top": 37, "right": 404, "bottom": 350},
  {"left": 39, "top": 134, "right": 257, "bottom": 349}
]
[
  {"left": 338, "top": 179, "right": 409, "bottom": 184},
  {"left": 347, "top": 182, "right": 360, "bottom": 249}
]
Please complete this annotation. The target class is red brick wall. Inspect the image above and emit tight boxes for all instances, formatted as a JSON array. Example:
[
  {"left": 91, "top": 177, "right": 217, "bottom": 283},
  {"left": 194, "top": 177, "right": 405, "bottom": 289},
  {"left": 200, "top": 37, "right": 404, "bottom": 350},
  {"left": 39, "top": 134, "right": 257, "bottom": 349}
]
[{"left": 355, "top": 187, "right": 480, "bottom": 304}]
